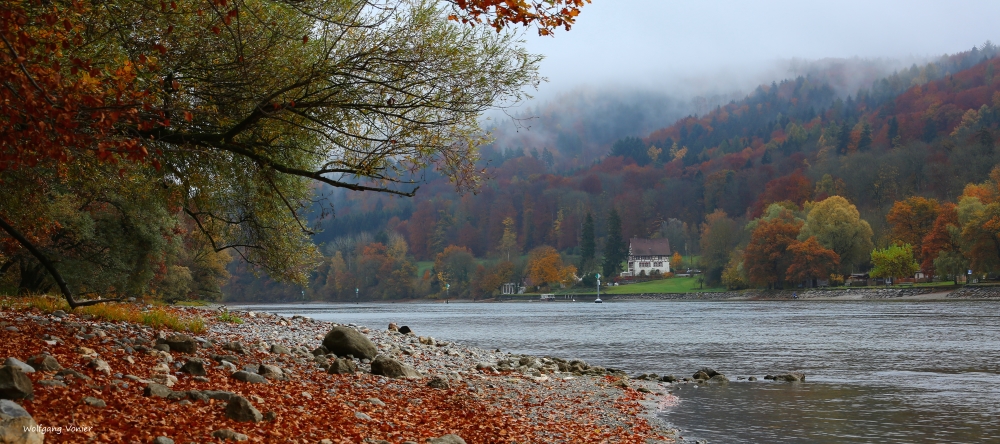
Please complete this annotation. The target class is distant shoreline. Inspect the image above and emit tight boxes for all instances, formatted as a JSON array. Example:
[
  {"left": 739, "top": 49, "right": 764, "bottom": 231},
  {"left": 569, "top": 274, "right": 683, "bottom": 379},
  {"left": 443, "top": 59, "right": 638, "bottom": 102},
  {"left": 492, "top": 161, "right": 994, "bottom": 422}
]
[{"left": 221, "top": 286, "right": 1000, "bottom": 305}]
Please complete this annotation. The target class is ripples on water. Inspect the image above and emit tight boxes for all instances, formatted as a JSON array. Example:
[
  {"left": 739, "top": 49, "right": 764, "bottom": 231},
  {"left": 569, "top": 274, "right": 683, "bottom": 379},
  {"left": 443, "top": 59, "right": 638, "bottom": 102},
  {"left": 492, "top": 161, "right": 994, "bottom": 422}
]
[{"left": 239, "top": 300, "right": 1000, "bottom": 443}]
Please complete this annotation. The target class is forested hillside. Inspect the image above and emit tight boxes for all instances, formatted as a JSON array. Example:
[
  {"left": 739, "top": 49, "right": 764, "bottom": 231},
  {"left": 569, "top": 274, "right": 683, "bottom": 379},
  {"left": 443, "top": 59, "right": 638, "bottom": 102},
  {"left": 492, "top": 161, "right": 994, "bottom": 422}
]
[{"left": 223, "top": 43, "right": 1000, "bottom": 302}]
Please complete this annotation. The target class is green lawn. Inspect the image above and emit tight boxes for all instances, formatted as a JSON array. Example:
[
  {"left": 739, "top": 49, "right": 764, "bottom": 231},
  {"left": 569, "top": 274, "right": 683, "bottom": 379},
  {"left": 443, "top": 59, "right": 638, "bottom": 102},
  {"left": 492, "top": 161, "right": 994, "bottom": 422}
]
[{"left": 551, "top": 276, "right": 723, "bottom": 295}]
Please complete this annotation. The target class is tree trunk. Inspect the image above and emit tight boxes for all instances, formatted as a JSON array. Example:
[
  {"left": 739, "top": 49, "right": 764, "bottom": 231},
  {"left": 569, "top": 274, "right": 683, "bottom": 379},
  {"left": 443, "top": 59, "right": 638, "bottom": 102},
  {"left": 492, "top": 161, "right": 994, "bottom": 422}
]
[{"left": 0, "top": 216, "right": 120, "bottom": 309}]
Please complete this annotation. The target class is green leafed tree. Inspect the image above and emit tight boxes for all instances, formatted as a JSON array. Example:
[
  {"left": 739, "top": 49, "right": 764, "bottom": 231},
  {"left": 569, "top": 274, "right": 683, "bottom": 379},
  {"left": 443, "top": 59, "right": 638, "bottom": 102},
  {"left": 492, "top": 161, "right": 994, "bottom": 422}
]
[
  {"left": 798, "top": 196, "right": 874, "bottom": 274},
  {"left": 869, "top": 244, "right": 920, "bottom": 280}
]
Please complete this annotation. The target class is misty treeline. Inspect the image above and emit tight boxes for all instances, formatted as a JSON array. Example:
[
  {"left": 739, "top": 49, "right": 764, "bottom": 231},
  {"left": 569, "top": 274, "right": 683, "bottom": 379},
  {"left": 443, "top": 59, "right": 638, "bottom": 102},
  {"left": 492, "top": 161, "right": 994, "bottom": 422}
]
[{"left": 223, "top": 42, "right": 1000, "bottom": 301}]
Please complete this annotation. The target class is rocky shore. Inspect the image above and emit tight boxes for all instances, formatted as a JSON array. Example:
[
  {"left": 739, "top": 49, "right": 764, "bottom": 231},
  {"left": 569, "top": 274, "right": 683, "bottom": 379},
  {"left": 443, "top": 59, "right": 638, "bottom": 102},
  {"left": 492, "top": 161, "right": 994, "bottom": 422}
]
[{"left": 0, "top": 303, "right": 678, "bottom": 443}]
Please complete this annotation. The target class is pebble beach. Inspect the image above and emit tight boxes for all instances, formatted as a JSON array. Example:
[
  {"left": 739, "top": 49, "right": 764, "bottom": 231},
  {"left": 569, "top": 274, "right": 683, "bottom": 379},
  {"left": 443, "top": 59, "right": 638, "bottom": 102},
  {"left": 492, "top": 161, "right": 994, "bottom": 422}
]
[{"left": 0, "top": 302, "right": 677, "bottom": 443}]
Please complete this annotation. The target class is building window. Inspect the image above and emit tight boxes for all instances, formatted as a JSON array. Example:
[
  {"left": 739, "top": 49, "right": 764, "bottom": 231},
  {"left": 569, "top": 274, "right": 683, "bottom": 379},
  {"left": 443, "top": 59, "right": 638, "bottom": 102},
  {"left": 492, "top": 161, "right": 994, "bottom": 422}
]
[{"left": 654, "top": 261, "right": 662, "bottom": 267}]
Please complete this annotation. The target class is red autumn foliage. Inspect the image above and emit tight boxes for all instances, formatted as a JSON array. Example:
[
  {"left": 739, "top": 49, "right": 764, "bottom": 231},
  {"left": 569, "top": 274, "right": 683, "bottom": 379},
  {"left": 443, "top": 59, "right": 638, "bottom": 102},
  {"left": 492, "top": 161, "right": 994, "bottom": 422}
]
[
  {"left": 748, "top": 171, "right": 812, "bottom": 218},
  {"left": 786, "top": 236, "right": 841, "bottom": 283},
  {"left": 744, "top": 209, "right": 803, "bottom": 288},
  {"left": 919, "top": 203, "right": 962, "bottom": 275},
  {"left": 0, "top": 1, "right": 155, "bottom": 171}
]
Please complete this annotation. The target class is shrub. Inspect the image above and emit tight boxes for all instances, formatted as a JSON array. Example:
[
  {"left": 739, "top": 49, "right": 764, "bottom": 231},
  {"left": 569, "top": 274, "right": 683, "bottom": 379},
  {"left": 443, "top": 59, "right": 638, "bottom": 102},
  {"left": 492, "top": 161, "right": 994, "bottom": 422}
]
[{"left": 218, "top": 311, "right": 244, "bottom": 324}]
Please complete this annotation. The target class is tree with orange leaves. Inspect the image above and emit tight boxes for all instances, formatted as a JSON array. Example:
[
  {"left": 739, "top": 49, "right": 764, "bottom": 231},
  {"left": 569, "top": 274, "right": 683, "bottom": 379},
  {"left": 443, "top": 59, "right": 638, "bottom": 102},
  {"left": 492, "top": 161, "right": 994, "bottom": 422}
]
[
  {"left": 920, "top": 202, "right": 961, "bottom": 275},
  {"left": 446, "top": 0, "right": 590, "bottom": 35},
  {"left": 886, "top": 196, "right": 940, "bottom": 264},
  {"left": 786, "top": 237, "right": 840, "bottom": 285},
  {"left": 744, "top": 208, "right": 802, "bottom": 288},
  {"left": 527, "top": 245, "right": 576, "bottom": 289}
]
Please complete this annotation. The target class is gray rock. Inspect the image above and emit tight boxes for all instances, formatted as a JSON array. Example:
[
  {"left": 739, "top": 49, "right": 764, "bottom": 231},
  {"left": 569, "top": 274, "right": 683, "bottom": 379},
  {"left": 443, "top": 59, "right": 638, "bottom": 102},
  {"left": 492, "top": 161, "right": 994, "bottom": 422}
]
[
  {"left": 322, "top": 327, "right": 377, "bottom": 360},
  {"left": 222, "top": 342, "right": 246, "bottom": 354},
  {"left": 427, "top": 377, "right": 450, "bottom": 389},
  {"left": 212, "top": 428, "right": 249, "bottom": 441},
  {"left": 263, "top": 411, "right": 277, "bottom": 421},
  {"left": 82, "top": 396, "right": 106, "bottom": 407},
  {"left": 0, "top": 399, "right": 43, "bottom": 444},
  {"left": 56, "top": 368, "right": 90, "bottom": 380},
  {"left": 143, "top": 383, "right": 172, "bottom": 398},
  {"left": 89, "top": 358, "right": 111, "bottom": 375},
  {"left": 698, "top": 367, "right": 721, "bottom": 378},
  {"left": 708, "top": 374, "right": 729, "bottom": 384},
  {"left": 370, "top": 356, "right": 420, "bottom": 379},
  {"left": 231, "top": 371, "right": 266, "bottom": 384},
  {"left": 161, "top": 334, "right": 198, "bottom": 353},
  {"left": 660, "top": 375, "right": 678, "bottom": 383},
  {"left": 4, "top": 327, "right": 17, "bottom": 332},
  {"left": 693, "top": 371, "right": 710, "bottom": 381},
  {"left": 219, "top": 361, "right": 238, "bottom": 373},
  {"left": 366, "top": 397, "right": 385, "bottom": 406},
  {"left": 748, "top": 376, "right": 758, "bottom": 381},
  {"left": 326, "top": 358, "right": 357, "bottom": 375},
  {"left": 27, "top": 355, "right": 60, "bottom": 372},
  {"left": 427, "top": 434, "right": 467, "bottom": 444},
  {"left": 2, "top": 358, "right": 33, "bottom": 374},
  {"left": 354, "top": 411, "right": 372, "bottom": 421},
  {"left": 199, "top": 390, "right": 236, "bottom": 402},
  {"left": 193, "top": 376, "right": 210, "bottom": 383},
  {"left": 397, "top": 325, "right": 412, "bottom": 334},
  {"left": 38, "top": 380, "right": 66, "bottom": 387},
  {"left": 224, "top": 396, "right": 262, "bottom": 422},
  {"left": 153, "top": 344, "right": 171, "bottom": 352},
  {"left": 52, "top": 310, "right": 67, "bottom": 318},
  {"left": 185, "top": 391, "right": 209, "bottom": 403},
  {"left": 311, "top": 345, "right": 329, "bottom": 357},
  {"left": 258, "top": 364, "right": 285, "bottom": 381},
  {"left": 180, "top": 359, "right": 208, "bottom": 376},
  {"left": 775, "top": 372, "right": 805, "bottom": 382},
  {"left": 0, "top": 365, "right": 33, "bottom": 400},
  {"left": 152, "top": 436, "right": 175, "bottom": 444},
  {"left": 269, "top": 344, "right": 290, "bottom": 355},
  {"left": 211, "top": 354, "right": 240, "bottom": 364}
]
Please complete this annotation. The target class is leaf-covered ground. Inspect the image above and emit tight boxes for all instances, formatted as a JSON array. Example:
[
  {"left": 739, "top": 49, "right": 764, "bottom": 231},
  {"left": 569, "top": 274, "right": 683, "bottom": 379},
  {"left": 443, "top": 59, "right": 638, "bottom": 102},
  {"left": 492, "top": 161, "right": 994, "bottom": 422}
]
[{"left": 0, "top": 305, "right": 674, "bottom": 443}]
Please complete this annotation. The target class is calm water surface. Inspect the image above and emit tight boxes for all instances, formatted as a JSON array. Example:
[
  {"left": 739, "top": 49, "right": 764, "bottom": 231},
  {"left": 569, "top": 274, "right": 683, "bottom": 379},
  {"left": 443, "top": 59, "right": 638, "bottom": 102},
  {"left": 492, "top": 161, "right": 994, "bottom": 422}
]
[{"left": 235, "top": 300, "right": 1000, "bottom": 443}]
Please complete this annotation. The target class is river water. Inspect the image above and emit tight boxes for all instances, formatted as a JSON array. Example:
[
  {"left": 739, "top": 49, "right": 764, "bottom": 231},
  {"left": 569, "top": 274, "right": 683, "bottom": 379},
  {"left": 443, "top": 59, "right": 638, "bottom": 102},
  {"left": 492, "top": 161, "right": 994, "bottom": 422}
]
[{"left": 234, "top": 300, "right": 1000, "bottom": 443}]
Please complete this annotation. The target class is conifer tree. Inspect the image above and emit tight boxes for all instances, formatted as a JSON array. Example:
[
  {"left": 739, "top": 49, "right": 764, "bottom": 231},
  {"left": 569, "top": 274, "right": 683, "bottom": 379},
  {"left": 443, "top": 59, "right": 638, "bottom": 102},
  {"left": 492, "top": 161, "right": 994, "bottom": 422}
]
[
  {"left": 580, "top": 213, "right": 596, "bottom": 272},
  {"left": 602, "top": 208, "right": 627, "bottom": 278}
]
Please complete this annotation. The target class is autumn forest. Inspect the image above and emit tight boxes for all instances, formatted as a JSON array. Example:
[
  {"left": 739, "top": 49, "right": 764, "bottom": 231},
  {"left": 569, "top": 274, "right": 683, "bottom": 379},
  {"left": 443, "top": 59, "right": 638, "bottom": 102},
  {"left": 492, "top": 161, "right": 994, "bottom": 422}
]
[{"left": 2, "top": 0, "right": 1000, "bottom": 303}]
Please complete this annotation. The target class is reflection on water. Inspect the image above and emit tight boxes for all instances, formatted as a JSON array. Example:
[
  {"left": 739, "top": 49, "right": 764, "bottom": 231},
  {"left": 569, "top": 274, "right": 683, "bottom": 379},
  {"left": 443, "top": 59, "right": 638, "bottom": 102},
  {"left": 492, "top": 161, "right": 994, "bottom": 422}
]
[{"left": 235, "top": 300, "right": 1000, "bottom": 443}]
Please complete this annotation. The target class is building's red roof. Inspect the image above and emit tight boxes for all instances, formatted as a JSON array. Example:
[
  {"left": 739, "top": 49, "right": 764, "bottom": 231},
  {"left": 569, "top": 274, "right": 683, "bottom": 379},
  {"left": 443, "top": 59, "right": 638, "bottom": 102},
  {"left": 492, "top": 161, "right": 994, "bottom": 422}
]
[{"left": 629, "top": 237, "right": 671, "bottom": 256}]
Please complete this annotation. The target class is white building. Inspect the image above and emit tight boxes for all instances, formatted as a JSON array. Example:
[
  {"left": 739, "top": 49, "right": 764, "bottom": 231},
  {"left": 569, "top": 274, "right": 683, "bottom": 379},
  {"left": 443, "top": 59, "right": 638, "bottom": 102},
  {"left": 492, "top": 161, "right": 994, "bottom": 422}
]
[{"left": 621, "top": 237, "right": 671, "bottom": 277}]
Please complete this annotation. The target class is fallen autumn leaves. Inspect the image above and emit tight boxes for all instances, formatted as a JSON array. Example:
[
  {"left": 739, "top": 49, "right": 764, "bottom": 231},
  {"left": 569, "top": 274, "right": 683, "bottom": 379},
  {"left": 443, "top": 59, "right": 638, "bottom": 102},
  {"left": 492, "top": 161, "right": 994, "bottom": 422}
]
[{"left": 0, "top": 303, "right": 673, "bottom": 443}]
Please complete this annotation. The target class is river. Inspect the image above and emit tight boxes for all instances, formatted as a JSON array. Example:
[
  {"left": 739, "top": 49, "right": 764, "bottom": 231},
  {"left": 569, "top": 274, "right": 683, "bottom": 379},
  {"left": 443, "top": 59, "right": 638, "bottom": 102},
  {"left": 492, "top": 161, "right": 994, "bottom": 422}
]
[{"left": 231, "top": 300, "right": 1000, "bottom": 443}]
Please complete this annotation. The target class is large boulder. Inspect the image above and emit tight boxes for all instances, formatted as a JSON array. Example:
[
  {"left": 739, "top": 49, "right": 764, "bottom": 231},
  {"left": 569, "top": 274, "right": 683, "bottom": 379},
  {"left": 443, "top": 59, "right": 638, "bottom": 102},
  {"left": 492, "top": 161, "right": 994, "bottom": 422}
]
[
  {"left": 0, "top": 366, "right": 33, "bottom": 400},
  {"left": 326, "top": 358, "right": 357, "bottom": 375},
  {"left": 224, "top": 396, "right": 262, "bottom": 422},
  {"left": 160, "top": 334, "right": 198, "bottom": 353},
  {"left": 0, "top": 400, "right": 43, "bottom": 444},
  {"left": 180, "top": 358, "right": 208, "bottom": 376},
  {"left": 370, "top": 356, "right": 420, "bottom": 379},
  {"left": 231, "top": 371, "right": 266, "bottom": 384},
  {"left": 26, "top": 355, "right": 60, "bottom": 372},
  {"left": 322, "top": 327, "right": 377, "bottom": 360},
  {"left": 2, "top": 358, "right": 33, "bottom": 374},
  {"left": 257, "top": 364, "right": 285, "bottom": 381},
  {"left": 143, "top": 383, "right": 172, "bottom": 398},
  {"left": 774, "top": 372, "right": 805, "bottom": 382}
]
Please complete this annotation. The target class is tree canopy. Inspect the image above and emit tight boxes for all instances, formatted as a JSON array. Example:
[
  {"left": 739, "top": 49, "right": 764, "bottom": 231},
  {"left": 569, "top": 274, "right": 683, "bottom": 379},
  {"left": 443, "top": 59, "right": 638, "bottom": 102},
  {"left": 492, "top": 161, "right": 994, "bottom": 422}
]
[{"left": 0, "top": 0, "right": 542, "bottom": 306}]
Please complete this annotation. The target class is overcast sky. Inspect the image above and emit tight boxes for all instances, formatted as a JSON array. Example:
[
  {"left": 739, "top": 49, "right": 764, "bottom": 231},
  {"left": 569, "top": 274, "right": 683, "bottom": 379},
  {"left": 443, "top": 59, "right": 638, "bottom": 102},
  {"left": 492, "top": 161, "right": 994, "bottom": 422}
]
[{"left": 522, "top": 0, "right": 1000, "bottom": 99}]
